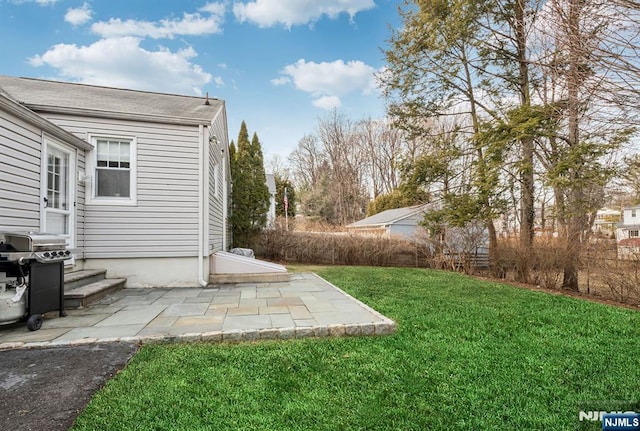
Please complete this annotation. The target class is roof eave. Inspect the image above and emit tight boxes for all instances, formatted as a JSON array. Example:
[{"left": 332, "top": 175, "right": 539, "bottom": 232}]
[
  {"left": 0, "top": 96, "right": 92, "bottom": 151},
  {"left": 28, "top": 104, "right": 217, "bottom": 127}
]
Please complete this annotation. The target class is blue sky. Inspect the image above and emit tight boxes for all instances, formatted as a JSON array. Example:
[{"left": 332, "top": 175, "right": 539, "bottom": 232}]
[{"left": 0, "top": 0, "right": 400, "bottom": 160}]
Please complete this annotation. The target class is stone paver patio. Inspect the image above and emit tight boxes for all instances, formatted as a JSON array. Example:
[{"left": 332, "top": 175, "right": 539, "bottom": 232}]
[{"left": 0, "top": 273, "right": 396, "bottom": 350}]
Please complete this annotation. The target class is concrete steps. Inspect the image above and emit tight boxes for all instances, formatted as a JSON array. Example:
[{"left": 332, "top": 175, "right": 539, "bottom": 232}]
[{"left": 64, "top": 269, "right": 126, "bottom": 308}]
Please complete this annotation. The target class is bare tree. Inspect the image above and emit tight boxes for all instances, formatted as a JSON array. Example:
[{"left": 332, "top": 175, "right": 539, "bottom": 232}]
[
  {"left": 532, "top": 0, "right": 639, "bottom": 291},
  {"left": 357, "top": 117, "right": 404, "bottom": 198},
  {"left": 317, "top": 110, "right": 370, "bottom": 225},
  {"left": 289, "top": 134, "right": 325, "bottom": 191}
]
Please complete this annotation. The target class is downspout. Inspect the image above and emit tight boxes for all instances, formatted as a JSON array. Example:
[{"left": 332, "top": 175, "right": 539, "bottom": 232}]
[
  {"left": 221, "top": 148, "right": 228, "bottom": 249},
  {"left": 197, "top": 125, "right": 208, "bottom": 287}
]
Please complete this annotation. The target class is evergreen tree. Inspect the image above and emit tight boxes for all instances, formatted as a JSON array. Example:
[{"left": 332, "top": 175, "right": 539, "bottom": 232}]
[{"left": 229, "top": 122, "right": 270, "bottom": 248}]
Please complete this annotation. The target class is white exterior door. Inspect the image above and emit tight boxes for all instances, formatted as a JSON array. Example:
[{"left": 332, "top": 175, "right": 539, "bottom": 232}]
[{"left": 41, "top": 139, "right": 76, "bottom": 260}]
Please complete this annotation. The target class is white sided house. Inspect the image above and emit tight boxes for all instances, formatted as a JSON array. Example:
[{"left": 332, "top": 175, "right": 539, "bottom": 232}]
[
  {"left": 616, "top": 205, "right": 640, "bottom": 258},
  {"left": 0, "top": 75, "right": 233, "bottom": 287}
]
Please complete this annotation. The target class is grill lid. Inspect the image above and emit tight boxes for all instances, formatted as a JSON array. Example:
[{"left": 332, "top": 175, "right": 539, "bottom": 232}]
[
  {"left": 1, "top": 231, "right": 67, "bottom": 251},
  {"left": 0, "top": 231, "right": 71, "bottom": 263}
]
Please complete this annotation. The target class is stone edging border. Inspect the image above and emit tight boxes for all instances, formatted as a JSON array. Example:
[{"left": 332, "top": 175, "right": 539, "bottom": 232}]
[{"left": 0, "top": 320, "right": 397, "bottom": 351}]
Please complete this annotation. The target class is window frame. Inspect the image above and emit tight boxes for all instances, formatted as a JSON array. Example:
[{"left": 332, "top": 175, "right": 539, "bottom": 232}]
[{"left": 86, "top": 134, "right": 137, "bottom": 206}]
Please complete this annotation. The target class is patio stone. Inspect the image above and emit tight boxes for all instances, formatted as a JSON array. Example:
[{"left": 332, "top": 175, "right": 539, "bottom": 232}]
[
  {"left": 152, "top": 297, "right": 187, "bottom": 305},
  {"left": 162, "top": 288, "right": 202, "bottom": 298},
  {"left": 240, "top": 289, "right": 257, "bottom": 299},
  {"left": 271, "top": 314, "right": 295, "bottom": 328},
  {"left": 0, "top": 327, "right": 71, "bottom": 343},
  {"left": 96, "top": 306, "right": 166, "bottom": 326},
  {"left": 288, "top": 305, "right": 313, "bottom": 320},
  {"left": 301, "top": 297, "right": 338, "bottom": 312},
  {"left": 223, "top": 315, "right": 272, "bottom": 331},
  {"left": 259, "top": 305, "right": 289, "bottom": 315},
  {"left": 256, "top": 289, "right": 281, "bottom": 299},
  {"left": 55, "top": 324, "right": 145, "bottom": 341},
  {"left": 0, "top": 272, "right": 396, "bottom": 349},
  {"left": 294, "top": 319, "right": 318, "bottom": 327},
  {"left": 37, "top": 313, "right": 110, "bottom": 329},
  {"left": 162, "top": 303, "right": 209, "bottom": 317},
  {"left": 212, "top": 295, "right": 240, "bottom": 305},
  {"left": 184, "top": 296, "right": 216, "bottom": 304},
  {"left": 197, "top": 289, "right": 220, "bottom": 297},
  {"left": 227, "top": 306, "right": 260, "bottom": 316},
  {"left": 147, "top": 316, "right": 179, "bottom": 328},
  {"left": 237, "top": 298, "right": 267, "bottom": 308},
  {"left": 174, "top": 315, "right": 223, "bottom": 327},
  {"left": 205, "top": 309, "right": 228, "bottom": 318},
  {"left": 266, "top": 297, "right": 304, "bottom": 306}
]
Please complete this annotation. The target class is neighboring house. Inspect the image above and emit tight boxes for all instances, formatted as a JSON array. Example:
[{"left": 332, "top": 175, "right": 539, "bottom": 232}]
[
  {"left": 347, "top": 204, "right": 489, "bottom": 258},
  {"left": 0, "top": 75, "right": 232, "bottom": 287},
  {"left": 347, "top": 204, "right": 429, "bottom": 240},
  {"left": 265, "top": 173, "right": 276, "bottom": 228},
  {"left": 616, "top": 205, "right": 640, "bottom": 258},
  {"left": 594, "top": 207, "right": 621, "bottom": 237}
]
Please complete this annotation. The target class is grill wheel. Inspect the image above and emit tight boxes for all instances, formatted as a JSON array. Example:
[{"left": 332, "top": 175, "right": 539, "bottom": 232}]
[{"left": 27, "top": 314, "right": 43, "bottom": 331}]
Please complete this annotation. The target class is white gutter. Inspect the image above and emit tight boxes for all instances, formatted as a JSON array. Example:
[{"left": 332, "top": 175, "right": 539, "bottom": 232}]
[{"left": 197, "top": 125, "right": 208, "bottom": 287}]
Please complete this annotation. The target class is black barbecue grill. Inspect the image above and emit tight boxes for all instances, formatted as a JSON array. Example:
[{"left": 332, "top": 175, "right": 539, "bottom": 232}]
[{"left": 0, "top": 231, "right": 69, "bottom": 331}]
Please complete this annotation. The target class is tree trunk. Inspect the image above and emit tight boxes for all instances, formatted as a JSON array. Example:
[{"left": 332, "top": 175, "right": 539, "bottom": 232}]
[
  {"left": 562, "top": 0, "right": 583, "bottom": 292},
  {"left": 515, "top": 0, "right": 535, "bottom": 283}
]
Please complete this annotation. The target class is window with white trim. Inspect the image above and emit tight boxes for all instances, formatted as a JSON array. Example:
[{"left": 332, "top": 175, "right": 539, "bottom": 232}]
[
  {"left": 88, "top": 135, "right": 137, "bottom": 205},
  {"left": 630, "top": 230, "right": 639, "bottom": 238}
]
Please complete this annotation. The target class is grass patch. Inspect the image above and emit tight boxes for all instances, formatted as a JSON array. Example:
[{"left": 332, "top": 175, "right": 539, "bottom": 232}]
[{"left": 72, "top": 267, "right": 640, "bottom": 430}]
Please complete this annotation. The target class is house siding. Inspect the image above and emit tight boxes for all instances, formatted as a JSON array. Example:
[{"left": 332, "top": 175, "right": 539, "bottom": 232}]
[
  {"left": 207, "top": 109, "right": 229, "bottom": 253},
  {"left": 0, "top": 107, "right": 42, "bottom": 231},
  {"left": 41, "top": 113, "right": 201, "bottom": 258}
]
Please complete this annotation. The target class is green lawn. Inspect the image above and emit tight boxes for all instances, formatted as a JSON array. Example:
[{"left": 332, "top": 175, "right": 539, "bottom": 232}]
[{"left": 72, "top": 267, "right": 640, "bottom": 430}]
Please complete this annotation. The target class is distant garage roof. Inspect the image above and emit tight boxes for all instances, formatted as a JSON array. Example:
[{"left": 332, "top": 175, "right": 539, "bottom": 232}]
[{"left": 348, "top": 204, "right": 430, "bottom": 228}]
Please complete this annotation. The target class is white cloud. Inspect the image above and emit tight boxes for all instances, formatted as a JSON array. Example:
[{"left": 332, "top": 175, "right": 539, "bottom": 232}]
[
  {"left": 270, "top": 76, "right": 290, "bottom": 86},
  {"left": 213, "top": 76, "right": 224, "bottom": 86},
  {"left": 313, "top": 95, "right": 342, "bottom": 110},
  {"left": 10, "top": 0, "right": 58, "bottom": 4},
  {"left": 91, "top": 7, "right": 225, "bottom": 39},
  {"left": 29, "top": 37, "right": 216, "bottom": 95},
  {"left": 199, "top": 2, "right": 225, "bottom": 15},
  {"left": 232, "top": 0, "right": 375, "bottom": 28},
  {"left": 274, "top": 59, "right": 378, "bottom": 109},
  {"left": 64, "top": 2, "right": 92, "bottom": 26}
]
